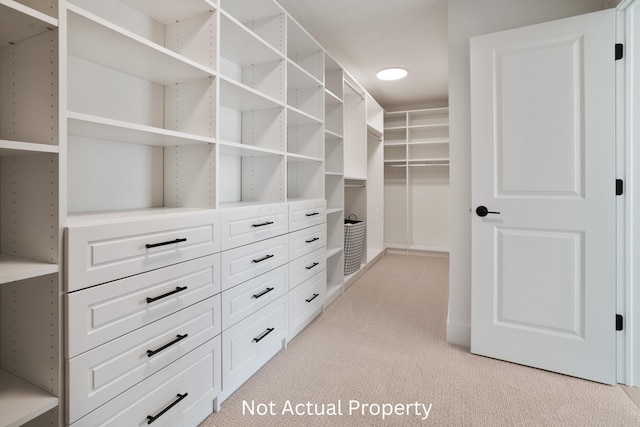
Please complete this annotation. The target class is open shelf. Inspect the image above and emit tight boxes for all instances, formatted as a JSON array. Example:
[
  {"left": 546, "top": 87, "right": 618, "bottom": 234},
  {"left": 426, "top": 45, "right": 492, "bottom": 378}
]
[
  {"left": 220, "top": 0, "right": 285, "bottom": 54},
  {"left": 0, "top": 1, "right": 57, "bottom": 49},
  {"left": 119, "top": 0, "right": 216, "bottom": 24},
  {"left": 0, "top": 254, "right": 58, "bottom": 285},
  {"left": 287, "top": 16, "right": 323, "bottom": 82},
  {"left": 324, "top": 53, "right": 343, "bottom": 101},
  {"left": 287, "top": 156, "right": 323, "bottom": 200},
  {"left": 0, "top": 140, "right": 59, "bottom": 156},
  {"left": 0, "top": 369, "right": 58, "bottom": 427},
  {"left": 408, "top": 108, "right": 449, "bottom": 127},
  {"left": 219, "top": 77, "right": 284, "bottom": 111},
  {"left": 67, "top": 112, "right": 215, "bottom": 147},
  {"left": 67, "top": 5, "right": 215, "bottom": 86},
  {"left": 220, "top": 11, "right": 284, "bottom": 75}
]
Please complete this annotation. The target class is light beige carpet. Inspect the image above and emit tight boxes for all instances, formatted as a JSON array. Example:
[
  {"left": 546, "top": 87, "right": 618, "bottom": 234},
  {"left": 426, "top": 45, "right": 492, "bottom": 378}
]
[{"left": 200, "top": 253, "right": 640, "bottom": 426}]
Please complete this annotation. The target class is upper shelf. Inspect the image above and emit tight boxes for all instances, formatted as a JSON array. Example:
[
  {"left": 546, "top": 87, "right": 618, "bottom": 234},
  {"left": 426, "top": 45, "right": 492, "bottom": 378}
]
[
  {"left": 220, "top": 12, "right": 284, "bottom": 67},
  {"left": 119, "top": 0, "right": 216, "bottom": 24},
  {"left": 0, "top": 254, "right": 59, "bottom": 285},
  {"left": 0, "top": 140, "right": 59, "bottom": 156},
  {"left": 220, "top": 0, "right": 285, "bottom": 54},
  {"left": 0, "top": 0, "right": 58, "bottom": 48},
  {"left": 0, "top": 369, "right": 58, "bottom": 427},
  {"left": 220, "top": 0, "right": 282, "bottom": 24},
  {"left": 67, "top": 112, "right": 216, "bottom": 147},
  {"left": 67, "top": 5, "right": 215, "bottom": 85},
  {"left": 287, "top": 16, "right": 323, "bottom": 82},
  {"left": 219, "top": 77, "right": 284, "bottom": 111}
]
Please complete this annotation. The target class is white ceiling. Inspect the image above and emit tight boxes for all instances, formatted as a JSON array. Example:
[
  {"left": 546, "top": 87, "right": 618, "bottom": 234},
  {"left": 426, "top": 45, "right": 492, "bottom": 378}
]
[{"left": 276, "top": 0, "right": 449, "bottom": 111}]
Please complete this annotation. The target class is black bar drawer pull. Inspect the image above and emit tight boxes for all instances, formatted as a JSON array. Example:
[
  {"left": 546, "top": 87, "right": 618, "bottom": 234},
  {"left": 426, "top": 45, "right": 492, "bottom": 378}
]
[
  {"left": 306, "top": 293, "right": 320, "bottom": 303},
  {"left": 252, "top": 287, "right": 275, "bottom": 299},
  {"left": 305, "top": 262, "right": 319, "bottom": 270},
  {"left": 145, "top": 238, "right": 187, "bottom": 249},
  {"left": 305, "top": 212, "right": 320, "bottom": 217},
  {"left": 305, "top": 237, "right": 320, "bottom": 244},
  {"left": 146, "top": 393, "right": 188, "bottom": 424},
  {"left": 252, "top": 327, "right": 274, "bottom": 343},
  {"left": 146, "top": 286, "right": 187, "bottom": 303},
  {"left": 252, "top": 221, "right": 274, "bottom": 228},
  {"left": 147, "top": 334, "right": 188, "bottom": 357},
  {"left": 252, "top": 254, "right": 274, "bottom": 263}
]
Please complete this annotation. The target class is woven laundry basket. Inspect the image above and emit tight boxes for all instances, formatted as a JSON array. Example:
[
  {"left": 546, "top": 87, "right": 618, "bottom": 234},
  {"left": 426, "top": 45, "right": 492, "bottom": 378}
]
[{"left": 344, "top": 214, "right": 365, "bottom": 275}]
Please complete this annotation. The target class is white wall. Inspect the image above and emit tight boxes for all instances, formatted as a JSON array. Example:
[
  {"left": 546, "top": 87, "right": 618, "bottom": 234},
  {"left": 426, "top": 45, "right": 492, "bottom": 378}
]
[{"left": 447, "top": 0, "right": 608, "bottom": 347}]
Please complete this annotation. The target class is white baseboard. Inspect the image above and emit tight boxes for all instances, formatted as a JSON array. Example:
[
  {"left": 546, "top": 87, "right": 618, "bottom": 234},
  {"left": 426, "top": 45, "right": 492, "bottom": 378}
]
[{"left": 446, "top": 322, "right": 471, "bottom": 348}]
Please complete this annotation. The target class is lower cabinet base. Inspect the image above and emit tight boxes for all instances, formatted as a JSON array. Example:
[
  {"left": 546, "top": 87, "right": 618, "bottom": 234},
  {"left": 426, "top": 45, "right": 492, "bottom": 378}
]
[{"left": 70, "top": 336, "right": 221, "bottom": 427}]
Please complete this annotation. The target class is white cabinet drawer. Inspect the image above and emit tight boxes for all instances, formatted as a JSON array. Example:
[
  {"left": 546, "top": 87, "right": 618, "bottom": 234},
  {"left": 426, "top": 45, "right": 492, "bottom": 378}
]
[
  {"left": 68, "top": 295, "right": 221, "bottom": 424},
  {"left": 66, "top": 210, "right": 220, "bottom": 291},
  {"left": 221, "top": 265, "right": 288, "bottom": 331},
  {"left": 220, "top": 203, "right": 288, "bottom": 250},
  {"left": 288, "top": 199, "right": 326, "bottom": 232},
  {"left": 222, "top": 295, "right": 287, "bottom": 398},
  {"left": 289, "top": 271, "right": 326, "bottom": 340},
  {"left": 288, "top": 247, "right": 326, "bottom": 290},
  {"left": 71, "top": 335, "right": 221, "bottom": 427},
  {"left": 67, "top": 254, "right": 221, "bottom": 358},
  {"left": 221, "top": 235, "right": 288, "bottom": 290},
  {"left": 289, "top": 222, "right": 326, "bottom": 261}
]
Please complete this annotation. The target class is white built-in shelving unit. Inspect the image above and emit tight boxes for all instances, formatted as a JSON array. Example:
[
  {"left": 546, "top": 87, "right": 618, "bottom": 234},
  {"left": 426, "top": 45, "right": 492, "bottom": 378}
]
[
  {"left": 0, "top": 0, "right": 62, "bottom": 426},
  {"left": 3, "top": 0, "right": 386, "bottom": 423},
  {"left": 384, "top": 108, "right": 450, "bottom": 252},
  {"left": 67, "top": 0, "right": 218, "bottom": 215}
]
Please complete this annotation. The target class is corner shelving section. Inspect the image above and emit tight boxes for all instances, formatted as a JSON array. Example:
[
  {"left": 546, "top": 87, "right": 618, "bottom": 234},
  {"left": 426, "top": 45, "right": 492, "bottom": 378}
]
[
  {"left": 0, "top": 1, "right": 61, "bottom": 425},
  {"left": 383, "top": 107, "right": 450, "bottom": 253},
  {"left": 323, "top": 53, "right": 344, "bottom": 305}
]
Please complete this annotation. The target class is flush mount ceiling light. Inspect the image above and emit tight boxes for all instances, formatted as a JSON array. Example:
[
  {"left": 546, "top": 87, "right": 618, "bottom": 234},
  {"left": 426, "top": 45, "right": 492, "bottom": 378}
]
[{"left": 376, "top": 67, "right": 408, "bottom": 81}]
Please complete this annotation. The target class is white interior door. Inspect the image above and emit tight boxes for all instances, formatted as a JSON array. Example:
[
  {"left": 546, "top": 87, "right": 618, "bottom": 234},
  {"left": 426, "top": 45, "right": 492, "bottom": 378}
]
[{"left": 470, "top": 9, "right": 617, "bottom": 384}]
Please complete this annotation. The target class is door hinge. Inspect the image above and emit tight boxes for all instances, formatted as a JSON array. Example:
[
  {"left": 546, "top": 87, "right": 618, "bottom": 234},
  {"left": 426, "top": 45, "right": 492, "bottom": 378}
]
[
  {"left": 616, "top": 314, "right": 624, "bottom": 331},
  {"left": 615, "top": 43, "right": 624, "bottom": 60},
  {"left": 616, "top": 179, "right": 624, "bottom": 196}
]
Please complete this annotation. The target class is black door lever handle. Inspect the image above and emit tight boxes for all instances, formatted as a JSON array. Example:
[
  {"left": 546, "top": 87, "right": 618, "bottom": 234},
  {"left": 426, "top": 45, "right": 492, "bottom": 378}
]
[{"left": 476, "top": 206, "right": 500, "bottom": 217}]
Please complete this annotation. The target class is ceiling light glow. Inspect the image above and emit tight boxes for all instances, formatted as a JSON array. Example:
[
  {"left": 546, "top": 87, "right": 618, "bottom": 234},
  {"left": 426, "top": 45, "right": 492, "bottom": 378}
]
[{"left": 376, "top": 68, "right": 408, "bottom": 81}]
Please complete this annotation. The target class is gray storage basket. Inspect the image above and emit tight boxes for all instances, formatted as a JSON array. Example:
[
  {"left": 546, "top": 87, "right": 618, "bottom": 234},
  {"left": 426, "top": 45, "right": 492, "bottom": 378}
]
[{"left": 344, "top": 214, "right": 366, "bottom": 275}]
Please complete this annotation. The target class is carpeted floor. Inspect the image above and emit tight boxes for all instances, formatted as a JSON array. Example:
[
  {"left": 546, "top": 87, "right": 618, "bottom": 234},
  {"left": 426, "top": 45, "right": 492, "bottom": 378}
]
[{"left": 200, "top": 253, "right": 640, "bottom": 426}]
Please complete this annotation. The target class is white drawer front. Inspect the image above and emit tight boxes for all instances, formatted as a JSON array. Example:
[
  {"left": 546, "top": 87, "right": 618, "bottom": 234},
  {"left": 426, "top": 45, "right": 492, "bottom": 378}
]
[
  {"left": 67, "top": 254, "right": 221, "bottom": 358},
  {"left": 221, "top": 235, "right": 288, "bottom": 290},
  {"left": 288, "top": 199, "right": 326, "bottom": 232},
  {"left": 221, "top": 265, "right": 288, "bottom": 331},
  {"left": 66, "top": 211, "right": 220, "bottom": 291},
  {"left": 220, "top": 203, "right": 288, "bottom": 250},
  {"left": 288, "top": 247, "right": 326, "bottom": 290},
  {"left": 222, "top": 295, "right": 287, "bottom": 397},
  {"left": 289, "top": 271, "right": 326, "bottom": 340},
  {"left": 71, "top": 335, "right": 221, "bottom": 427},
  {"left": 68, "top": 295, "right": 221, "bottom": 424},
  {"left": 289, "top": 222, "right": 326, "bottom": 261}
]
